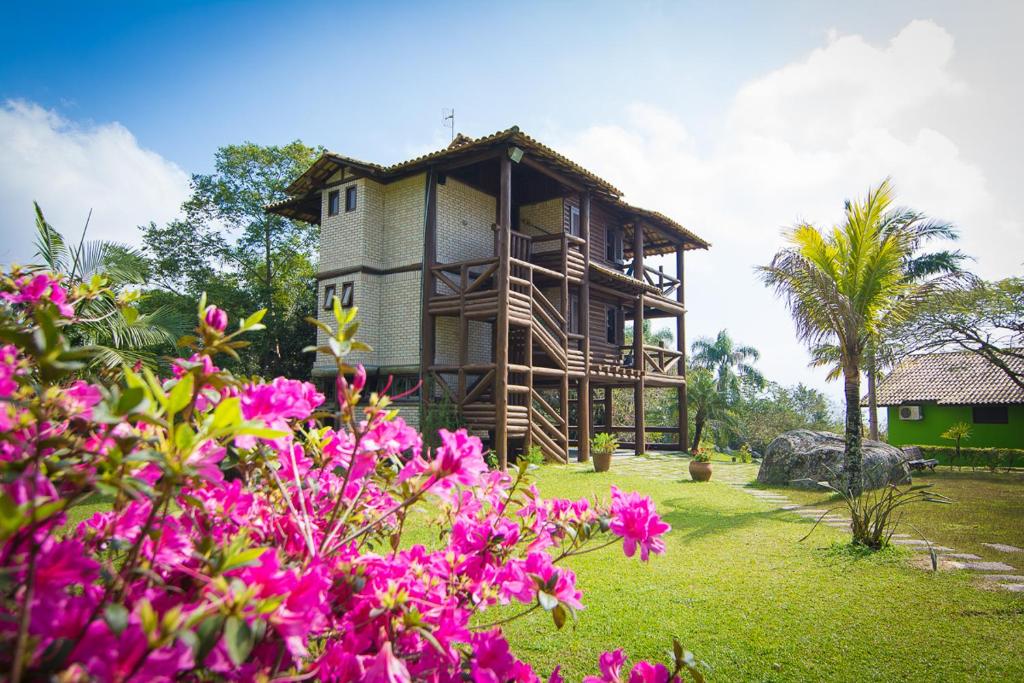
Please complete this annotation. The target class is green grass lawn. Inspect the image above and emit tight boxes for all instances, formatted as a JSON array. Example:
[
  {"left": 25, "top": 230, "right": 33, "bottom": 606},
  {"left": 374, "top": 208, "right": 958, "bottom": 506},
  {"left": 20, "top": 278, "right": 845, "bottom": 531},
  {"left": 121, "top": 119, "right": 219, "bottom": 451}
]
[
  {"left": 492, "top": 460, "right": 1024, "bottom": 682},
  {"left": 759, "top": 468, "right": 1024, "bottom": 556}
]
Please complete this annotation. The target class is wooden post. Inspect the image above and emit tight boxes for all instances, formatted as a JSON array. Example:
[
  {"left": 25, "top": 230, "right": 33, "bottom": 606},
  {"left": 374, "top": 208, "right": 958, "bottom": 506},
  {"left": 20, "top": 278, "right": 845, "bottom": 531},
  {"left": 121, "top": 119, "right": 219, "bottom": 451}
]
[
  {"left": 676, "top": 247, "right": 688, "bottom": 452},
  {"left": 525, "top": 267, "right": 534, "bottom": 454},
  {"left": 633, "top": 223, "right": 645, "bottom": 456},
  {"left": 420, "top": 169, "right": 438, "bottom": 411},
  {"left": 578, "top": 192, "right": 591, "bottom": 462},
  {"left": 604, "top": 386, "right": 613, "bottom": 430},
  {"left": 495, "top": 156, "right": 512, "bottom": 470},
  {"left": 560, "top": 216, "right": 570, "bottom": 457}
]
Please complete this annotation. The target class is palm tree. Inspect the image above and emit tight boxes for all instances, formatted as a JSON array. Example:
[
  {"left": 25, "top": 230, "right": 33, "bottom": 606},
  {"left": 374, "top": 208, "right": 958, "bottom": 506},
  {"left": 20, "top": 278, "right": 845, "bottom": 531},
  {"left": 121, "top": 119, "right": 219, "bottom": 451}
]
[
  {"left": 32, "top": 203, "right": 184, "bottom": 373},
  {"left": 808, "top": 244, "right": 965, "bottom": 440},
  {"left": 690, "top": 330, "right": 765, "bottom": 401},
  {"left": 759, "top": 178, "right": 956, "bottom": 495},
  {"left": 687, "top": 367, "right": 735, "bottom": 451}
]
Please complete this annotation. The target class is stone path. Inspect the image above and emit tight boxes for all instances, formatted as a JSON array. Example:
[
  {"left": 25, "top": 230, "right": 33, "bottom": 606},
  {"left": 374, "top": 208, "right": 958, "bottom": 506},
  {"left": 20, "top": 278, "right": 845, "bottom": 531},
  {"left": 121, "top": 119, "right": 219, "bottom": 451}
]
[{"left": 568, "top": 454, "right": 1024, "bottom": 593}]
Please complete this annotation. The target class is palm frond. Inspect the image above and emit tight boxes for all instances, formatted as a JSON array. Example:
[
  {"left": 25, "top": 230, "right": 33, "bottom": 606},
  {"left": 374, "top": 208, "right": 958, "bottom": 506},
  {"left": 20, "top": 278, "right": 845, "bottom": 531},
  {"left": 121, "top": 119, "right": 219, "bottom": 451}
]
[{"left": 32, "top": 202, "right": 68, "bottom": 272}]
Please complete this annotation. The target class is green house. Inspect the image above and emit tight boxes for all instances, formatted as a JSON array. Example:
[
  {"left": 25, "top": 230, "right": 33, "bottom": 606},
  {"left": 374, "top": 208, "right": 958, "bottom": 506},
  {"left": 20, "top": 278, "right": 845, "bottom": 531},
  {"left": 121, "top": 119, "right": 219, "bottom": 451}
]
[{"left": 875, "top": 351, "right": 1024, "bottom": 449}]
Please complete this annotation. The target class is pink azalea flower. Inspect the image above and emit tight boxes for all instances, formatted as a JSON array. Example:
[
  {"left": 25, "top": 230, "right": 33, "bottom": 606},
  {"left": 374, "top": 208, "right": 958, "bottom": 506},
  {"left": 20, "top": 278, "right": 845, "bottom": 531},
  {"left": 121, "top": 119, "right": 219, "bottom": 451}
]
[
  {"left": 584, "top": 649, "right": 628, "bottom": 683},
  {"left": 609, "top": 486, "right": 671, "bottom": 561},
  {"left": 628, "top": 661, "right": 677, "bottom": 683},
  {"left": 0, "top": 344, "right": 23, "bottom": 397},
  {"left": 203, "top": 305, "right": 228, "bottom": 332}
]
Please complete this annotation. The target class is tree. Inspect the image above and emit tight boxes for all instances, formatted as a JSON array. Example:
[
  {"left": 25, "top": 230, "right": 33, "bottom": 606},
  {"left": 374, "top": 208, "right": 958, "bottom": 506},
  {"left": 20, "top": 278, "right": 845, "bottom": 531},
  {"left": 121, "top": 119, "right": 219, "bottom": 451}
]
[
  {"left": 31, "top": 203, "right": 182, "bottom": 373},
  {"left": 624, "top": 319, "right": 673, "bottom": 347},
  {"left": 735, "top": 382, "right": 838, "bottom": 453},
  {"left": 686, "top": 367, "right": 735, "bottom": 451},
  {"left": 810, "top": 244, "right": 966, "bottom": 440},
  {"left": 141, "top": 141, "right": 321, "bottom": 377},
  {"left": 896, "top": 276, "right": 1024, "bottom": 390},
  {"left": 759, "top": 178, "right": 955, "bottom": 495},
  {"left": 690, "top": 330, "right": 764, "bottom": 401}
]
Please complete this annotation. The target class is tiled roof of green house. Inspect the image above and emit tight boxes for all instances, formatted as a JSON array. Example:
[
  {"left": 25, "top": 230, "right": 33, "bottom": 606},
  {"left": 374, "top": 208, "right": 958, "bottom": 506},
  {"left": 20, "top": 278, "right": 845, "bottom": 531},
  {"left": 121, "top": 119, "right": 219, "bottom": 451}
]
[{"left": 873, "top": 350, "right": 1024, "bottom": 406}]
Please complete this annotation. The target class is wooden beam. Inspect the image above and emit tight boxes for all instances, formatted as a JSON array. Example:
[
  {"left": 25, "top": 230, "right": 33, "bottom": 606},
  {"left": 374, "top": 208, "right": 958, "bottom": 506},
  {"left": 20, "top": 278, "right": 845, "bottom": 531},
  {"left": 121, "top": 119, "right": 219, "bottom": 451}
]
[
  {"left": 495, "top": 156, "right": 512, "bottom": 470},
  {"left": 519, "top": 155, "right": 586, "bottom": 192},
  {"left": 578, "top": 191, "right": 592, "bottom": 462},
  {"left": 676, "top": 247, "right": 688, "bottom": 452},
  {"left": 419, "top": 169, "right": 438, "bottom": 413},
  {"left": 634, "top": 222, "right": 646, "bottom": 456}
]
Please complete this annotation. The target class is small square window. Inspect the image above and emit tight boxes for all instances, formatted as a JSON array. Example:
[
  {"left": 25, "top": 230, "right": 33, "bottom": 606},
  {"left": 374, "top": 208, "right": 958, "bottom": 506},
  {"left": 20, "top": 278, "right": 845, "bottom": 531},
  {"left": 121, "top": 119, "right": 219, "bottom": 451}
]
[
  {"left": 323, "top": 284, "right": 336, "bottom": 310},
  {"left": 345, "top": 186, "right": 357, "bottom": 212},
  {"left": 606, "top": 306, "right": 618, "bottom": 345},
  {"left": 972, "top": 405, "right": 1008, "bottom": 424},
  {"left": 569, "top": 294, "right": 580, "bottom": 334},
  {"left": 327, "top": 190, "right": 340, "bottom": 216},
  {"left": 340, "top": 282, "right": 354, "bottom": 307}
]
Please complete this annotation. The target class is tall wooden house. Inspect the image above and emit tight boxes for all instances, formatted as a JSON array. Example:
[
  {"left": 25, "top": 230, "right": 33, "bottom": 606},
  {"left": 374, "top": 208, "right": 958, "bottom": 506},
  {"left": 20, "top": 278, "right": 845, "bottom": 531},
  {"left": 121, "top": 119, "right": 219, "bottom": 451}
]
[{"left": 268, "top": 127, "right": 709, "bottom": 467}]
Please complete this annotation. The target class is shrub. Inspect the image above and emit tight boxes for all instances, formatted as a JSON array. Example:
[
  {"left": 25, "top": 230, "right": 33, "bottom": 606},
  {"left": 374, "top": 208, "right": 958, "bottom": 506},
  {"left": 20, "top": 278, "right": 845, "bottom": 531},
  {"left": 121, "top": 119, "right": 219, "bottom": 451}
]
[
  {"left": 911, "top": 444, "right": 1024, "bottom": 472},
  {"left": 522, "top": 443, "right": 545, "bottom": 466},
  {"left": 803, "top": 481, "right": 952, "bottom": 549},
  {"left": 591, "top": 432, "right": 619, "bottom": 455},
  {"left": 0, "top": 267, "right": 701, "bottom": 682}
]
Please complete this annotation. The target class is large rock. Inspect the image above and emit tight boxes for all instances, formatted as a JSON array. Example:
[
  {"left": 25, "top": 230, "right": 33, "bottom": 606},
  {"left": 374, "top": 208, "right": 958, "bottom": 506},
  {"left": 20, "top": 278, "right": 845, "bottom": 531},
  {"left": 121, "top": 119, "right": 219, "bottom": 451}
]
[{"left": 756, "top": 429, "right": 911, "bottom": 491}]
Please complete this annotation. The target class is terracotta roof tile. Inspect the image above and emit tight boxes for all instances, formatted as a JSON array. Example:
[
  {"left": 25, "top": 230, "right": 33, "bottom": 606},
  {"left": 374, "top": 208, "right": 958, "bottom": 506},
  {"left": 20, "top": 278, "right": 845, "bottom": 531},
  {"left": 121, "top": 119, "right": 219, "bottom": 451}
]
[{"left": 872, "top": 351, "right": 1024, "bottom": 406}]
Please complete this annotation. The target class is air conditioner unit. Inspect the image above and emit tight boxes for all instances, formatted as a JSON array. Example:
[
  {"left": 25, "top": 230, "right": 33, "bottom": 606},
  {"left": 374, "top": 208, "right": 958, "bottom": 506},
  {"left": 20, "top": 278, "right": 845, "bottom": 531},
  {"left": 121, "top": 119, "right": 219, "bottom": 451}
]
[{"left": 898, "top": 405, "right": 924, "bottom": 421}]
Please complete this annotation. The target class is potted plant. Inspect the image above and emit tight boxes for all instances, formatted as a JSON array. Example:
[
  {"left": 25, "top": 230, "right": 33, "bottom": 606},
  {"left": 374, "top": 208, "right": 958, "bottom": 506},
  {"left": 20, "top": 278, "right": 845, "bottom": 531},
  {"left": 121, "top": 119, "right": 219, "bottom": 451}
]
[
  {"left": 591, "top": 432, "right": 618, "bottom": 473},
  {"left": 689, "top": 448, "right": 713, "bottom": 482}
]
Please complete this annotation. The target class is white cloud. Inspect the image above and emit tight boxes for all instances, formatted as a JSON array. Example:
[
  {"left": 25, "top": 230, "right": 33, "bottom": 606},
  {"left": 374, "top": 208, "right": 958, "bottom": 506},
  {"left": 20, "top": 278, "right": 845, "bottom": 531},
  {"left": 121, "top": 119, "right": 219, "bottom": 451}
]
[
  {"left": 0, "top": 100, "right": 190, "bottom": 265},
  {"left": 555, "top": 19, "right": 1019, "bottom": 404}
]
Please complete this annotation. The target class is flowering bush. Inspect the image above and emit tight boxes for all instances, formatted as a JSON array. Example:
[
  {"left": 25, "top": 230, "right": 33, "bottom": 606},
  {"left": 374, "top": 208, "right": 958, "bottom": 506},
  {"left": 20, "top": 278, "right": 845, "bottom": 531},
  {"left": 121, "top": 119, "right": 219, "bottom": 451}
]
[{"left": 0, "top": 266, "right": 701, "bottom": 682}]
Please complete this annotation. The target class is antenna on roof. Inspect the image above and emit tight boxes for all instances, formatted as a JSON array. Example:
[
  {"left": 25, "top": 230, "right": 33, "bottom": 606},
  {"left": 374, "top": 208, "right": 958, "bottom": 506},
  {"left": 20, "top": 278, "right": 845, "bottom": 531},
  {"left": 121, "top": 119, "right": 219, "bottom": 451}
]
[{"left": 442, "top": 108, "right": 455, "bottom": 142}]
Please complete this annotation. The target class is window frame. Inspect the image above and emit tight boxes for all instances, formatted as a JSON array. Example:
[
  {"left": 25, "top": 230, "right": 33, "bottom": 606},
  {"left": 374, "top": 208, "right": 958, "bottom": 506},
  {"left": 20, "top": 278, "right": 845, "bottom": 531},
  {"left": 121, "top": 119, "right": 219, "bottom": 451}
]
[
  {"left": 345, "top": 185, "right": 358, "bottom": 212},
  {"left": 327, "top": 190, "right": 340, "bottom": 216},
  {"left": 972, "top": 404, "right": 1008, "bottom": 424},
  {"left": 568, "top": 206, "right": 580, "bottom": 237},
  {"left": 340, "top": 281, "right": 354, "bottom": 307},
  {"left": 606, "top": 227, "right": 623, "bottom": 264},
  {"left": 605, "top": 305, "right": 619, "bottom": 345},
  {"left": 569, "top": 293, "right": 580, "bottom": 335},
  {"left": 323, "top": 284, "right": 336, "bottom": 310}
]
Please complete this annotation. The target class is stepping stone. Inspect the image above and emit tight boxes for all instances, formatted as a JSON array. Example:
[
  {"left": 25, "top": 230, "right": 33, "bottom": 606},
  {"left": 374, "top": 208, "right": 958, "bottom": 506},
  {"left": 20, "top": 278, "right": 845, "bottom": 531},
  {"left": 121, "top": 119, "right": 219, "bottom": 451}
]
[
  {"left": 998, "top": 584, "right": 1024, "bottom": 592},
  {"left": 890, "top": 533, "right": 912, "bottom": 539},
  {"left": 981, "top": 543, "right": 1023, "bottom": 553},
  {"left": 910, "top": 545, "right": 955, "bottom": 553},
  {"left": 976, "top": 575, "right": 1024, "bottom": 582},
  {"left": 780, "top": 505, "right": 802, "bottom": 511},
  {"left": 947, "top": 561, "right": 1016, "bottom": 572},
  {"left": 892, "top": 539, "right": 930, "bottom": 546},
  {"left": 940, "top": 552, "right": 983, "bottom": 560}
]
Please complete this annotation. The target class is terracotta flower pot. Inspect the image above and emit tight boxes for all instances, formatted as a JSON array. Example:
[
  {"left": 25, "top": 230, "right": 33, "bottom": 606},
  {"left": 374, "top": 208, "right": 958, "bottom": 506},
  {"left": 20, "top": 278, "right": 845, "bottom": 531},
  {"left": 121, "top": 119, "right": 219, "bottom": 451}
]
[
  {"left": 688, "top": 460, "right": 713, "bottom": 482},
  {"left": 593, "top": 450, "right": 613, "bottom": 472}
]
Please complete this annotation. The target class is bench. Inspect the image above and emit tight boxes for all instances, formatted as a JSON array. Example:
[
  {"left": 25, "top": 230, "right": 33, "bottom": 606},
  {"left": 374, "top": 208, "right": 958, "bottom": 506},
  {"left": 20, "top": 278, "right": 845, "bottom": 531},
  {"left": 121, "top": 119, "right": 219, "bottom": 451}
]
[{"left": 901, "top": 446, "right": 938, "bottom": 472}]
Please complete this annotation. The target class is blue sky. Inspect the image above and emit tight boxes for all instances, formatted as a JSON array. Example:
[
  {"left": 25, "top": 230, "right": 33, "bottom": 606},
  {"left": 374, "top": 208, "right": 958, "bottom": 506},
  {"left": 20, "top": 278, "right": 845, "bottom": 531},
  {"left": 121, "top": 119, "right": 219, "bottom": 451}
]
[
  {"left": 2, "top": 1, "right": 1022, "bottom": 406},
  {"left": 1, "top": 0, "right": 980, "bottom": 171}
]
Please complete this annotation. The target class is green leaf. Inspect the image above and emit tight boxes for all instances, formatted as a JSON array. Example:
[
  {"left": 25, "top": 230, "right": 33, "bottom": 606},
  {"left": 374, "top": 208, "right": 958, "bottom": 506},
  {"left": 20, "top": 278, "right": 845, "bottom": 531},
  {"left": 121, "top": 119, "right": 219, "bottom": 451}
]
[
  {"left": 103, "top": 604, "right": 129, "bottom": 635},
  {"left": 175, "top": 423, "right": 197, "bottom": 451},
  {"left": 221, "top": 547, "right": 267, "bottom": 573},
  {"left": 212, "top": 397, "right": 242, "bottom": 429},
  {"left": 224, "top": 616, "right": 255, "bottom": 666},
  {"left": 166, "top": 373, "right": 195, "bottom": 417},
  {"left": 552, "top": 603, "right": 567, "bottom": 629},
  {"left": 194, "top": 614, "right": 225, "bottom": 665}
]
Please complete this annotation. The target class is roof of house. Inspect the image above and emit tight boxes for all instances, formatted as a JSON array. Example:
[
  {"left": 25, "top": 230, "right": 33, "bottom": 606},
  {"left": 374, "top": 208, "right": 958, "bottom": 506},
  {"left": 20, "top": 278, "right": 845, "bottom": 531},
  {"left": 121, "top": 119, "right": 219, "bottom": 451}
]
[
  {"left": 266, "top": 126, "right": 709, "bottom": 251},
  {"left": 872, "top": 350, "right": 1024, "bottom": 406}
]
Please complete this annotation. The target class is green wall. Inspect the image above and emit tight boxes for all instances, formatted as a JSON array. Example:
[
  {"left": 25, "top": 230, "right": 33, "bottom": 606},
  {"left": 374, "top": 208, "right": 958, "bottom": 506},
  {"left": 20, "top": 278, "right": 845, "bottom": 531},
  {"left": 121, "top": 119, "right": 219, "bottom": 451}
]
[{"left": 887, "top": 404, "right": 1024, "bottom": 449}]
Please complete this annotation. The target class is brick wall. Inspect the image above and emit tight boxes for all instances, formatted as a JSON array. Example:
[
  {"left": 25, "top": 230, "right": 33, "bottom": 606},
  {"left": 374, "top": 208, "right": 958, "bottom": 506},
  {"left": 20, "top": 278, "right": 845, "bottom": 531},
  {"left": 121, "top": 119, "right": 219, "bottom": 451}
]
[
  {"left": 437, "top": 177, "right": 495, "bottom": 263},
  {"left": 316, "top": 172, "right": 427, "bottom": 373}
]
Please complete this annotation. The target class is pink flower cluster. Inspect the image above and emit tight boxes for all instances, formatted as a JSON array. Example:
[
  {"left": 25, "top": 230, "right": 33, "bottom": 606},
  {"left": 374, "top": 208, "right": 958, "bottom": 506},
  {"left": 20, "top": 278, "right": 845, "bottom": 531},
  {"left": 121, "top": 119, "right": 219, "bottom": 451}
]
[
  {"left": 1, "top": 271, "right": 74, "bottom": 317},
  {"left": 0, "top": 289, "right": 680, "bottom": 682}
]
